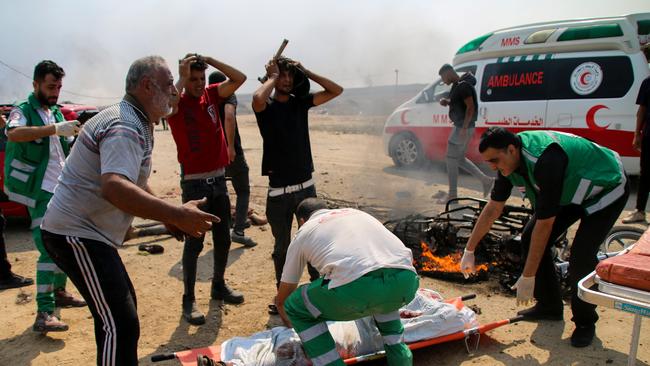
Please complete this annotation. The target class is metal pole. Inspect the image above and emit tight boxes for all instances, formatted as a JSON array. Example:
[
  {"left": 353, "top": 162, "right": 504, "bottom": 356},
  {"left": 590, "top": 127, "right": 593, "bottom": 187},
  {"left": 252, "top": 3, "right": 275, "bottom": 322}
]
[{"left": 628, "top": 314, "right": 642, "bottom": 366}]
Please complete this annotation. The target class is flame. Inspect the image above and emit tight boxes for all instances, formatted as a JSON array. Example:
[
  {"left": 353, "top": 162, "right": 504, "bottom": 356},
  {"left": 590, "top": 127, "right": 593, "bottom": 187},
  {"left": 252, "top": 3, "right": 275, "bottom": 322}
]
[{"left": 419, "top": 242, "right": 489, "bottom": 273}]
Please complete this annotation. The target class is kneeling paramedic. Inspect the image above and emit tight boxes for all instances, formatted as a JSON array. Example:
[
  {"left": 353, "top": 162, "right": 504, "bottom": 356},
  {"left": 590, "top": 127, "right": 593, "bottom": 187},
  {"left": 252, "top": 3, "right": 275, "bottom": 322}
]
[{"left": 275, "top": 198, "right": 419, "bottom": 366}]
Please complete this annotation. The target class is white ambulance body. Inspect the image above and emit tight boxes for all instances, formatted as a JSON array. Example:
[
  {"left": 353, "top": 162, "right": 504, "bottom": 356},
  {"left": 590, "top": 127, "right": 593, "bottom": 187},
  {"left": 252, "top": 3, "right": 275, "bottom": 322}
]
[{"left": 383, "top": 13, "right": 650, "bottom": 174}]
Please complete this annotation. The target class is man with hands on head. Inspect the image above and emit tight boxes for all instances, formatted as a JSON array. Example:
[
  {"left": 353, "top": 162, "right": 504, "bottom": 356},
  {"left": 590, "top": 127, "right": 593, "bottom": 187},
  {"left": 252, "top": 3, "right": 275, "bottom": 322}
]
[
  {"left": 460, "top": 127, "right": 628, "bottom": 348},
  {"left": 168, "top": 53, "right": 247, "bottom": 325},
  {"left": 252, "top": 56, "right": 343, "bottom": 312}
]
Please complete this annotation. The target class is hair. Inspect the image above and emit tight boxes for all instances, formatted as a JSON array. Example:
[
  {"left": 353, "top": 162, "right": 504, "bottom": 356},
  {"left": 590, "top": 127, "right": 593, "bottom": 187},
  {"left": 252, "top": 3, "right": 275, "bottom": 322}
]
[
  {"left": 438, "top": 63, "right": 454, "bottom": 76},
  {"left": 276, "top": 56, "right": 297, "bottom": 75},
  {"left": 478, "top": 127, "right": 521, "bottom": 153},
  {"left": 184, "top": 53, "right": 208, "bottom": 72},
  {"left": 125, "top": 55, "right": 167, "bottom": 93},
  {"left": 33, "top": 60, "right": 65, "bottom": 82},
  {"left": 295, "top": 198, "right": 328, "bottom": 222},
  {"left": 208, "top": 70, "right": 226, "bottom": 84}
]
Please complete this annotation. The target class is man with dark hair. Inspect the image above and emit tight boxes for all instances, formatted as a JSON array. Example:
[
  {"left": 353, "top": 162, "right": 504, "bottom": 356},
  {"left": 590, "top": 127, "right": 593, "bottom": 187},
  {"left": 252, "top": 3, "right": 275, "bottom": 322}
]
[
  {"left": 462, "top": 127, "right": 628, "bottom": 348},
  {"left": 622, "top": 75, "right": 650, "bottom": 223},
  {"left": 41, "top": 55, "right": 219, "bottom": 365},
  {"left": 5, "top": 60, "right": 85, "bottom": 332},
  {"left": 437, "top": 63, "right": 493, "bottom": 203},
  {"left": 168, "top": 54, "right": 247, "bottom": 325},
  {"left": 208, "top": 71, "right": 256, "bottom": 247},
  {"left": 0, "top": 113, "right": 33, "bottom": 290},
  {"left": 274, "top": 198, "right": 418, "bottom": 366},
  {"left": 252, "top": 56, "right": 343, "bottom": 301}
]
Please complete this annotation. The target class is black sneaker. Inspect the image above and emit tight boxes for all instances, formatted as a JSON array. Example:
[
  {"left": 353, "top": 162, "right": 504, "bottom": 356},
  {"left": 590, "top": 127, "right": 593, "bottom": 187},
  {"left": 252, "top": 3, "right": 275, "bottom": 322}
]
[
  {"left": 182, "top": 295, "right": 205, "bottom": 325},
  {"left": 211, "top": 282, "right": 244, "bottom": 304},
  {"left": 517, "top": 304, "right": 563, "bottom": 321},
  {"left": 196, "top": 354, "right": 226, "bottom": 366},
  {"left": 571, "top": 324, "right": 595, "bottom": 348},
  {"left": 230, "top": 230, "right": 257, "bottom": 248},
  {"left": 0, "top": 273, "right": 34, "bottom": 290}
]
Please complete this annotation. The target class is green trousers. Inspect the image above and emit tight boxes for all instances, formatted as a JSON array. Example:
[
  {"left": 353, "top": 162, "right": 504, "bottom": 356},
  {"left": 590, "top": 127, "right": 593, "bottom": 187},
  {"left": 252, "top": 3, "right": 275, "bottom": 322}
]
[
  {"left": 28, "top": 192, "right": 66, "bottom": 313},
  {"left": 285, "top": 268, "right": 419, "bottom": 366}
]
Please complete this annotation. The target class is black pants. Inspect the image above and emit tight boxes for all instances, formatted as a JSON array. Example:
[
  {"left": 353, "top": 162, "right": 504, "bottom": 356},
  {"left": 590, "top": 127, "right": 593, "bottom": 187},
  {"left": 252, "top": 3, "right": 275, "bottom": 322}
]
[
  {"left": 266, "top": 185, "right": 320, "bottom": 287},
  {"left": 225, "top": 153, "right": 250, "bottom": 233},
  {"left": 0, "top": 212, "right": 11, "bottom": 278},
  {"left": 637, "top": 136, "right": 650, "bottom": 211},
  {"left": 42, "top": 230, "right": 139, "bottom": 366},
  {"left": 180, "top": 177, "right": 231, "bottom": 299},
  {"left": 521, "top": 182, "right": 629, "bottom": 326}
]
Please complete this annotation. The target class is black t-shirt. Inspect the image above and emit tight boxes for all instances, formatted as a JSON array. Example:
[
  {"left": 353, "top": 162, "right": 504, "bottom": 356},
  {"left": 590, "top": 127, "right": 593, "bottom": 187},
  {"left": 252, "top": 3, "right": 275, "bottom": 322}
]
[
  {"left": 637, "top": 77, "right": 650, "bottom": 136},
  {"left": 218, "top": 94, "right": 244, "bottom": 156},
  {"left": 448, "top": 80, "right": 478, "bottom": 128},
  {"left": 491, "top": 144, "right": 568, "bottom": 219},
  {"left": 255, "top": 94, "right": 315, "bottom": 187}
]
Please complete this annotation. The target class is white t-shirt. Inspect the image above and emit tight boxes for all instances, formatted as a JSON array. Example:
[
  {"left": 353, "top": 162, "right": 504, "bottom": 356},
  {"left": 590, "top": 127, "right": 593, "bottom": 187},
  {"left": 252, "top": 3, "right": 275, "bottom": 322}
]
[
  {"left": 7, "top": 107, "right": 69, "bottom": 193},
  {"left": 281, "top": 208, "right": 416, "bottom": 289}
]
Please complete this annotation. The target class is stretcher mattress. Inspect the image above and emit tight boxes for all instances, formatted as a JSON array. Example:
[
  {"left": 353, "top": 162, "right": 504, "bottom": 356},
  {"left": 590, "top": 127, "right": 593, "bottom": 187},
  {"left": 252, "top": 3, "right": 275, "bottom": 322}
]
[{"left": 596, "top": 227, "right": 650, "bottom": 292}]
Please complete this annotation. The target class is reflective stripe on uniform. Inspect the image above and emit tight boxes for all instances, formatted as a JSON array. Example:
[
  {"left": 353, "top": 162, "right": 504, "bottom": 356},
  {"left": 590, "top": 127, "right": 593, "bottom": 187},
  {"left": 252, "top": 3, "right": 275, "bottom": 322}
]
[
  {"left": 374, "top": 311, "right": 400, "bottom": 323},
  {"left": 382, "top": 333, "right": 404, "bottom": 345},
  {"left": 37, "top": 284, "right": 53, "bottom": 293},
  {"left": 310, "top": 348, "right": 341, "bottom": 366},
  {"left": 37, "top": 262, "right": 58, "bottom": 271},
  {"left": 30, "top": 217, "right": 43, "bottom": 230},
  {"left": 10, "top": 159, "right": 36, "bottom": 173},
  {"left": 571, "top": 178, "right": 591, "bottom": 204},
  {"left": 298, "top": 322, "right": 329, "bottom": 343},
  {"left": 9, "top": 169, "right": 29, "bottom": 183},
  {"left": 301, "top": 285, "right": 322, "bottom": 318}
]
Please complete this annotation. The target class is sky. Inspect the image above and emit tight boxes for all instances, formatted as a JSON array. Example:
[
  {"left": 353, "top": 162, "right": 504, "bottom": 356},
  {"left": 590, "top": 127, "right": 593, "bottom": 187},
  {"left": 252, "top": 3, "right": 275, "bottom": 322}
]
[{"left": 0, "top": 0, "right": 648, "bottom": 105}]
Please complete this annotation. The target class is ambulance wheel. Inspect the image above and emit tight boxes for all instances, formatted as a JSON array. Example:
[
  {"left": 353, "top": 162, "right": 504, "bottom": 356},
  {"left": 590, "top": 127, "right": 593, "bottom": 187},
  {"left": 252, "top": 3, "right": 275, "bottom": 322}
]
[
  {"left": 599, "top": 225, "right": 644, "bottom": 256},
  {"left": 390, "top": 133, "right": 424, "bottom": 168}
]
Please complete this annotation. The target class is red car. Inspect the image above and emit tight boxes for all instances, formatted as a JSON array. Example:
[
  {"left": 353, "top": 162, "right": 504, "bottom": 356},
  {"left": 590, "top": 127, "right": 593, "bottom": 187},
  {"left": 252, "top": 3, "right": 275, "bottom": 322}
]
[{"left": 0, "top": 103, "right": 99, "bottom": 219}]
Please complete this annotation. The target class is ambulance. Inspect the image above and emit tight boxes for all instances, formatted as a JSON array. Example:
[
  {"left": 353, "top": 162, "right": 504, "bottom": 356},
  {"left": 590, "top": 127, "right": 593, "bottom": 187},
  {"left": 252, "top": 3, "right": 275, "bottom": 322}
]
[{"left": 383, "top": 13, "right": 650, "bottom": 174}]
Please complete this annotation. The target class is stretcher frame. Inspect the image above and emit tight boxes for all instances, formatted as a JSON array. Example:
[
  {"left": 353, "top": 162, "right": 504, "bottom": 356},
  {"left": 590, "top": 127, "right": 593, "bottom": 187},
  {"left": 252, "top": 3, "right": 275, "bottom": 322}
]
[
  {"left": 151, "top": 294, "right": 523, "bottom": 365},
  {"left": 578, "top": 270, "right": 650, "bottom": 366}
]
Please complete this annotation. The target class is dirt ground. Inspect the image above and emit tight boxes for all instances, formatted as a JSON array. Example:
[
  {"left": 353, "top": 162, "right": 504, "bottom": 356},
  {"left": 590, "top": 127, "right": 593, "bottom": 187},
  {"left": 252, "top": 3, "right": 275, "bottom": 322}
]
[{"left": 0, "top": 114, "right": 649, "bottom": 366}]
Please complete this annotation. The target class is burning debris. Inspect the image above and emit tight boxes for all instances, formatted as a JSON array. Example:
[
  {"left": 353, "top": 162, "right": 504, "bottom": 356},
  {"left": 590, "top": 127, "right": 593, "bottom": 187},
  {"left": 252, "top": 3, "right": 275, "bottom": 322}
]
[{"left": 384, "top": 197, "right": 549, "bottom": 289}]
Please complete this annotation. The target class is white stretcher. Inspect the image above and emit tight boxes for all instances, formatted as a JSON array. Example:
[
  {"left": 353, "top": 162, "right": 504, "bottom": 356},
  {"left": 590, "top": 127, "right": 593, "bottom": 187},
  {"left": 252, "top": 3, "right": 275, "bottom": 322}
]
[{"left": 578, "top": 267, "right": 650, "bottom": 366}]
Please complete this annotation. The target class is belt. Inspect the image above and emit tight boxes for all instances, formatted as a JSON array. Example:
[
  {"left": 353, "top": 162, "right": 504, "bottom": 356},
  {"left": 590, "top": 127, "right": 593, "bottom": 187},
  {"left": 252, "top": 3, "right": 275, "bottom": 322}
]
[
  {"left": 268, "top": 178, "right": 315, "bottom": 197},
  {"left": 182, "top": 174, "right": 226, "bottom": 185}
]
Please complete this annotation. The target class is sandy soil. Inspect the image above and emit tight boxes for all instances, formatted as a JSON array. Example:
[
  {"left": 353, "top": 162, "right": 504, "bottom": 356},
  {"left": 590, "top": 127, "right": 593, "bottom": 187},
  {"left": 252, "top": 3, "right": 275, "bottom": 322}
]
[{"left": 0, "top": 114, "right": 648, "bottom": 366}]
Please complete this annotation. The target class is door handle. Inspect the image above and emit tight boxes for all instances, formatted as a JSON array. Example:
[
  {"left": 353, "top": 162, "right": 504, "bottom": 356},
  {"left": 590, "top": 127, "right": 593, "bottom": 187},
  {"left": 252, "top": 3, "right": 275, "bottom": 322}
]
[{"left": 479, "top": 106, "right": 487, "bottom": 119}]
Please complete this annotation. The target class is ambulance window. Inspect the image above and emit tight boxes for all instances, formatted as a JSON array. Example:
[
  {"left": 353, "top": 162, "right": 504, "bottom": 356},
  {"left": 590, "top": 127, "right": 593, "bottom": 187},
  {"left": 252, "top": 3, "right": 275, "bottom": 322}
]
[
  {"left": 525, "top": 29, "right": 556, "bottom": 44},
  {"left": 416, "top": 80, "right": 448, "bottom": 104}
]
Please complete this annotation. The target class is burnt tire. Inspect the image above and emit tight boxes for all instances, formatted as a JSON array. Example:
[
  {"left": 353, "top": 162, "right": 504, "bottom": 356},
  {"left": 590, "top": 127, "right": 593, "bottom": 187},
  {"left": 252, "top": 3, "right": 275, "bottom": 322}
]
[{"left": 390, "top": 133, "right": 425, "bottom": 168}]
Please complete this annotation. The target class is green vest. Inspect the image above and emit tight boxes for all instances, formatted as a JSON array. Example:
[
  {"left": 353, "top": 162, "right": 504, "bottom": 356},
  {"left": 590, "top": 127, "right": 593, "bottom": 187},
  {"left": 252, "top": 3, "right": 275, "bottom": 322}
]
[
  {"left": 508, "top": 131, "right": 625, "bottom": 215},
  {"left": 4, "top": 93, "right": 70, "bottom": 207}
]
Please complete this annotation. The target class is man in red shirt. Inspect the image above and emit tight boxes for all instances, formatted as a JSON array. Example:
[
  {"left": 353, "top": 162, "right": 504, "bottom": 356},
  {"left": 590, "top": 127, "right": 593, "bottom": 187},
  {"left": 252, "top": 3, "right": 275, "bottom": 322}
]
[{"left": 168, "top": 54, "right": 246, "bottom": 325}]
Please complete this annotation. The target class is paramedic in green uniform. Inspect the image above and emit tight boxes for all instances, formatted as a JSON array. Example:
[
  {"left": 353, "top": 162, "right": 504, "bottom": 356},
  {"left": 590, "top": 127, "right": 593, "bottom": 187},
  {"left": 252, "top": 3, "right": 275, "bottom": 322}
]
[
  {"left": 5, "top": 60, "right": 86, "bottom": 332},
  {"left": 461, "top": 127, "right": 628, "bottom": 348},
  {"left": 276, "top": 198, "right": 419, "bottom": 366}
]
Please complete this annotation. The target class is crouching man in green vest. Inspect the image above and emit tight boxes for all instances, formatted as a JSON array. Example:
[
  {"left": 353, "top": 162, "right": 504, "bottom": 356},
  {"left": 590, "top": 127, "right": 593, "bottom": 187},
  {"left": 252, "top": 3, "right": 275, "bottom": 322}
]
[
  {"left": 462, "top": 127, "right": 628, "bottom": 348},
  {"left": 5, "top": 60, "right": 86, "bottom": 332}
]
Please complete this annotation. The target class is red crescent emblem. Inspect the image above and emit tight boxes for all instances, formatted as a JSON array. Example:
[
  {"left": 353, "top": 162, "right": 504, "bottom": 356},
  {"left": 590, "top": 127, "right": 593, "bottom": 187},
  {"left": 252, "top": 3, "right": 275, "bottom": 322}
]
[
  {"left": 579, "top": 72, "right": 591, "bottom": 86},
  {"left": 400, "top": 110, "right": 409, "bottom": 125},
  {"left": 586, "top": 104, "right": 610, "bottom": 131}
]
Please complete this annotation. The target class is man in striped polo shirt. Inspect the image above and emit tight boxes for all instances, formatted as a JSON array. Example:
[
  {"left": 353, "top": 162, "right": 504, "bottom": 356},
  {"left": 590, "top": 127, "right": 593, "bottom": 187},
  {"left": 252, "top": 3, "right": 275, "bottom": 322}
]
[{"left": 41, "top": 56, "right": 219, "bottom": 365}]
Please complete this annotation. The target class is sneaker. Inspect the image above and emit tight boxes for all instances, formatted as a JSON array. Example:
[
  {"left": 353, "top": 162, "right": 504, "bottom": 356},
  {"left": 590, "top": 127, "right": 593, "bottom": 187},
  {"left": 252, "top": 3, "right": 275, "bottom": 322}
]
[
  {"left": 211, "top": 282, "right": 244, "bottom": 304},
  {"left": 516, "top": 304, "right": 563, "bottom": 321},
  {"left": 0, "top": 273, "right": 34, "bottom": 290},
  {"left": 32, "top": 312, "right": 69, "bottom": 332},
  {"left": 182, "top": 295, "right": 205, "bottom": 325},
  {"left": 249, "top": 211, "right": 268, "bottom": 226},
  {"left": 571, "top": 324, "right": 595, "bottom": 348},
  {"left": 55, "top": 288, "right": 87, "bottom": 308},
  {"left": 622, "top": 210, "right": 646, "bottom": 224},
  {"left": 230, "top": 229, "right": 257, "bottom": 248}
]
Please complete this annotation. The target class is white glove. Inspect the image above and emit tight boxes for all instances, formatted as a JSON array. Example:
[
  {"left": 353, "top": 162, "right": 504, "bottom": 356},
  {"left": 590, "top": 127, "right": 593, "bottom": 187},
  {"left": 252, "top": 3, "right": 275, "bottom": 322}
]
[
  {"left": 54, "top": 120, "right": 81, "bottom": 137},
  {"left": 460, "top": 249, "right": 476, "bottom": 279},
  {"left": 511, "top": 275, "right": 535, "bottom": 306}
]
